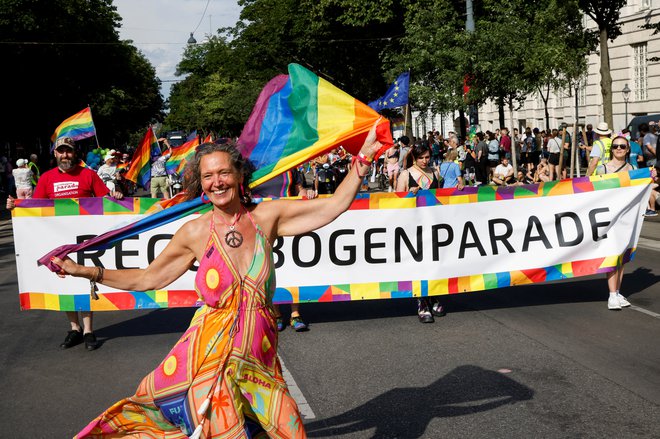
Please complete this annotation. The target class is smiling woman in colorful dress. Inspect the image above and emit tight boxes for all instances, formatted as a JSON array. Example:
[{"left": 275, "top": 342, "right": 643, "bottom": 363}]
[{"left": 51, "top": 121, "right": 384, "bottom": 439}]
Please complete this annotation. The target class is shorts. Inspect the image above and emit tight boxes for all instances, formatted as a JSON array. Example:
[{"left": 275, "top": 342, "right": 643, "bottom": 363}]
[
  {"left": 520, "top": 152, "right": 528, "bottom": 164},
  {"left": 386, "top": 163, "right": 400, "bottom": 178},
  {"left": 151, "top": 175, "right": 169, "bottom": 197},
  {"left": 16, "top": 187, "right": 33, "bottom": 199},
  {"left": 488, "top": 160, "right": 499, "bottom": 168},
  {"left": 548, "top": 153, "right": 560, "bottom": 166}
]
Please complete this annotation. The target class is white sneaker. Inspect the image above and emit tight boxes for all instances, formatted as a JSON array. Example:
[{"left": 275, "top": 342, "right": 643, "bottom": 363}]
[
  {"left": 617, "top": 293, "right": 631, "bottom": 308},
  {"left": 388, "top": 186, "right": 393, "bottom": 192},
  {"left": 608, "top": 295, "right": 622, "bottom": 310}
]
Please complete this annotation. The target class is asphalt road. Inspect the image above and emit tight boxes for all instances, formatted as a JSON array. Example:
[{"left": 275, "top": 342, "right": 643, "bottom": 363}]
[{"left": 0, "top": 209, "right": 658, "bottom": 438}]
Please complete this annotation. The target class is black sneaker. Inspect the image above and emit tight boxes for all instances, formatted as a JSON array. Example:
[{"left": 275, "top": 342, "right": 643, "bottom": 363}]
[
  {"left": 417, "top": 299, "right": 435, "bottom": 323},
  {"left": 60, "top": 330, "right": 83, "bottom": 349},
  {"left": 431, "top": 301, "right": 446, "bottom": 317},
  {"left": 83, "top": 332, "right": 100, "bottom": 351}
]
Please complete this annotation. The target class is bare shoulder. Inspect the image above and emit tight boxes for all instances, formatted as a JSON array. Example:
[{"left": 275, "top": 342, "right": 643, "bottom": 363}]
[
  {"left": 249, "top": 201, "right": 280, "bottom": 241},
  {"left": 177, "top": 211, "right": 211, "bottom": 244}
]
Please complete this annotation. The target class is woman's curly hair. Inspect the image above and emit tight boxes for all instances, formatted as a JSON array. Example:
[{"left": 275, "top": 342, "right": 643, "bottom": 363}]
[{"left": 182, "top": 142, "right": 255, "bottom": 204}]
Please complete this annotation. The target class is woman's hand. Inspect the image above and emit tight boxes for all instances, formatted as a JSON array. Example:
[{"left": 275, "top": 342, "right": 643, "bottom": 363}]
[
  {"left": 359, "top": 118, "right": 384, "bottom": 160},
  {"left": 51, "top": 256, "right": 91, "bottom": 279}
]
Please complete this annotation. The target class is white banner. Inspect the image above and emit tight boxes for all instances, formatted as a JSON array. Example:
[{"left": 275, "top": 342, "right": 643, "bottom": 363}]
[{"left": 13, "top": 177, "right": 652, "bottom": 310}]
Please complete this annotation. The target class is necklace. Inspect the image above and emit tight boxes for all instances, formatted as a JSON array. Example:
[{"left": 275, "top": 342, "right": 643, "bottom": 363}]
[{"left": 215, "top": 207, "right": 244, "bottom": 248}]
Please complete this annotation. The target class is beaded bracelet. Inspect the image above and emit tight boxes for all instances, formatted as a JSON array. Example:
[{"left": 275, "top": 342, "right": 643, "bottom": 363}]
[{"left": 89, "top": 266, "right": 104, "bottom": 301}]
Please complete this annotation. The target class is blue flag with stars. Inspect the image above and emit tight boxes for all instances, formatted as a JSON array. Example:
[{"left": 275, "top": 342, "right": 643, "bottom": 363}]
[{"left": 368, "top": 71, "right": 410, "bottom": 111}]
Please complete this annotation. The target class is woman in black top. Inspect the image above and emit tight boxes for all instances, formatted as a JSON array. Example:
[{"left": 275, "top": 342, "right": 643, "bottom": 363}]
[{"left": 396, "top": 145, "right": 446, "bottom": 323}]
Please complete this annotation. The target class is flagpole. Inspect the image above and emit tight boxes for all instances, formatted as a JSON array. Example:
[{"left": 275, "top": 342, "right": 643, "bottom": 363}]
[
  {"left": 404, "top": 69, "right": 412, "bottom": 140},
  {"left": 87, "top": 105, "right": 101, "bottom": 149}
]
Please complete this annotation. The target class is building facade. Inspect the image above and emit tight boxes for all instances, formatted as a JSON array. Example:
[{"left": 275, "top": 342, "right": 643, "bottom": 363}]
[{"left": 412, "top": 1, "right": 659, "bottom": 138}]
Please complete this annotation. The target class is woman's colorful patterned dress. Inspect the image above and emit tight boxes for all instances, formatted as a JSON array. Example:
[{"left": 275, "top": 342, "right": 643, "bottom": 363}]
[{"left": 76, "top": 212, "right": 306, "bottom": 438}]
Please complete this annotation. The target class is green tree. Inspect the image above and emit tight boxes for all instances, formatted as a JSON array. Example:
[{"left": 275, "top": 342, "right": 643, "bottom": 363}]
[
  {"left": 0, "top": 0, "right": 163, "bottom": 151},
  {"left": 526, "top": 0, "right": 596, "bottom": 130},
  {"left": 578, "top": 0, "right": 627, "bottom": 128}
]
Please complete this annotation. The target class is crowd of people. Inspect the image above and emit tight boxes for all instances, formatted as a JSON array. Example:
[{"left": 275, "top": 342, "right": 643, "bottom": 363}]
[{"left": 368, "top": 121, "right": 659, "bottom": 218}]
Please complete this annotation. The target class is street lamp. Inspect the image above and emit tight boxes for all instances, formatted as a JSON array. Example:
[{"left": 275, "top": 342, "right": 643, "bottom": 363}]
[
  {"left": 622, "top": 83, "right": 631, "bottom": 129},
  {"left": 187, "top": 32, "right": 197, "bottom": 45}
]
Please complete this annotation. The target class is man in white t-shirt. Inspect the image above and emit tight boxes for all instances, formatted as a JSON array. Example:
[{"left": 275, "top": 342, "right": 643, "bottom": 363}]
[{"left": 492, "top": 157, "right": 514, "bottom": 185}]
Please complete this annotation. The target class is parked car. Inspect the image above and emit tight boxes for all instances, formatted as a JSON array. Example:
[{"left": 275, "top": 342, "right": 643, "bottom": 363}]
[{"left": 627, "top": 114, "right": 660, "bottom": 140}]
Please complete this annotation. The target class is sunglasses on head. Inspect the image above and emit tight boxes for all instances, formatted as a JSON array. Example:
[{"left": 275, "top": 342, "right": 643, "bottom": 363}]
[{"left": 611, "top": 143, "right": 628, "bottom": 150}]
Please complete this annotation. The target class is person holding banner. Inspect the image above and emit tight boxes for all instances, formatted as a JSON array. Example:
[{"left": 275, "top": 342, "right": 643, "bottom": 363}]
[
  {"left": 601, "top": 136, "right": 634, "bottom": 310},
  {"left": 6, "top": 137, "right": 124, "bottom": 351},
  {"left": 50, "top": 121, "right": 384, "bottom": 438},
  {"left": 396, "top": 144, "right": 446, "bottom": 323}
]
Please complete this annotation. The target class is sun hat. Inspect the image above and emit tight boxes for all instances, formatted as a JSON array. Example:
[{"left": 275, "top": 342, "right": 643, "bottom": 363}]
[
  {"left": 16, "top": 158, "right": 28, "bottom": 167},
  {"left": 593, "top": 122, "right": 612, "bottom": 136}
]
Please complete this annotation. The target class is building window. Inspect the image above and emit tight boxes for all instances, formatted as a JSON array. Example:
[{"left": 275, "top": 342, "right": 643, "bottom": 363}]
[
  {"left": 578, "top": 80, "right": 587, "bottom": 106},
  {"left": 640, "top": 0, "right": 651, "bottom": 10},
  {"left": 633, "top": 43, "right": 648, "bottom": 101},
  {"left": 555, "top": 88, "right": 564, "bottom": 108}
]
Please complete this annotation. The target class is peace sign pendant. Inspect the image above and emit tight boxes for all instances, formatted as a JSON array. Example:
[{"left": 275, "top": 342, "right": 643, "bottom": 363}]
[{"left": 225, "top": 227, "right": 243, "bottom": 248}]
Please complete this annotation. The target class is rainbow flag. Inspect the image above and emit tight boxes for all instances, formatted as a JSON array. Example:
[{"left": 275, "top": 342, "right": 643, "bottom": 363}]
[
  {"left": 238, "top": 63, "right": 392, "bottom": 188},
  {"left": 125, "top": 127, "right": 159, "bottom": 189},
  {"left": 166, "top": 131, "right": 199, "bottom": 175},
  {"left": 50, "top": 107, "right": 96, "bottom": 144},
  {"left": 202, "top": 133, "right": 213, "bottom": 143}
]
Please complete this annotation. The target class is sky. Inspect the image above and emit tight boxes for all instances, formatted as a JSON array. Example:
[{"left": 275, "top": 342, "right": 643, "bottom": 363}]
[{"left": 114, "top": 0, "right": 241, "bottom": 100}]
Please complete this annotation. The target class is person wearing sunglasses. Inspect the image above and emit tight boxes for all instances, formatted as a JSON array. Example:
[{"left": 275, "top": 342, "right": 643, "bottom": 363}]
[
  {"left": 596, "top": 136, "right": 632, "bottom": 176},
  {"left": 598, "top": 136, "right": 634, "bottom": 310}
]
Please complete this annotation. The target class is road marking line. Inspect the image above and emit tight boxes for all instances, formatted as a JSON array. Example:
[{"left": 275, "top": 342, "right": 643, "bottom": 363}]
[
  {"left": 637, "top": 237, "right": 660, "bottom": 252},
  {"left": 629, "top": 305, "right": 660, "bottom": 319},
  {"left": 279, "top": 357, "right": 316, "bottom": 420}
]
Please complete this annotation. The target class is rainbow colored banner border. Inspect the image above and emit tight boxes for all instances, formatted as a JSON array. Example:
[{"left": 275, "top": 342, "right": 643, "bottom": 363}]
[{"left": 19, "top": 248, "right": 635, "bottom": 311}]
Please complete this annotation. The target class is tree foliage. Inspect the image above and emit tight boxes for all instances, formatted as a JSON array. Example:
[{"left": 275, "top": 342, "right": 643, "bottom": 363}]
[
  {"left": 166, "top": 0, "right": 404, "bottom": 135},
  {"left": 0, "top": 0, "right": 163, "bottom": 150},
  {"left": 166, "top": 0, "right": 594, "bottom": 139}
]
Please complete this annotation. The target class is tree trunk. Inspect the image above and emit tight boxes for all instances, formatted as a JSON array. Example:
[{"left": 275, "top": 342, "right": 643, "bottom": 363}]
[
  {"left": 540, "top": 84, "right": 550, "bottom": 131},
  {"left": 599, "top": 28, "right": 613, "bottom": 129},
  {"left": 498, "top": 96, "right": 505, "bottom": 129}
]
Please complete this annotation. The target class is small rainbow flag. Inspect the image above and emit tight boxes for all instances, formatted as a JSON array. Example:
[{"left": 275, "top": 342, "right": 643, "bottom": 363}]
[
  {"left": 238, "top": 63, "right": 392, "bottom": 188},
  {"left": 50, "top": 107, "right": 96, "bottom": 144},
  {"left": 125, "top": 127, "right": 159, "bottom": 189},
  {"left": 166, "top": 131, "right": 199, "bottom": 175},
  {"left": 202, "top": 133, "right": 213, "bottom": 143}
]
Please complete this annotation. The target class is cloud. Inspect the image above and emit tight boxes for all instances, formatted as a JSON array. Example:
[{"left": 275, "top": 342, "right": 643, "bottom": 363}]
[{"left": 114, "top": 0, "right": 241, "bottom": 98}]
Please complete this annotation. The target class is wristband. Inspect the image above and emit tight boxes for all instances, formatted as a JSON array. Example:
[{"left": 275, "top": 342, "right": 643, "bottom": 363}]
[
  {"left": 356, "top": 152, "right": 373, "bottom": 166},
  {"left": 352, "top": 156, "right": 370, "bottom": 178}
]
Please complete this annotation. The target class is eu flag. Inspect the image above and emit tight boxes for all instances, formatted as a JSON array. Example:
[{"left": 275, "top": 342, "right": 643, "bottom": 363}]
[{"left": 368, "top": 71, "right": 410, "bottom": 111}]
